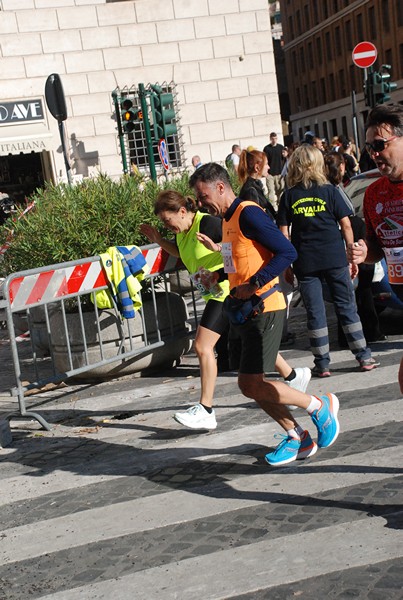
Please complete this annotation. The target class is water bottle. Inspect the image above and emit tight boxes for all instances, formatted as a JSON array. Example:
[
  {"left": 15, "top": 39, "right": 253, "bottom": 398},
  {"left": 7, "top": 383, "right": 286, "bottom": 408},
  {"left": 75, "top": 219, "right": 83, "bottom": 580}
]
[{"left": 192, "top": 267, "right": 223, "bottom": 297}]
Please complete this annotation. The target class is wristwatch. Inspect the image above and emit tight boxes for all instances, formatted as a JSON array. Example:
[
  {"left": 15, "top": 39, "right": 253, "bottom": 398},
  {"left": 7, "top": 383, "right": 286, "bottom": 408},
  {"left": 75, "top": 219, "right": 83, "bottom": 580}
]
[{"left": 249, "top": 275, "right": 261, "bottom": 289}]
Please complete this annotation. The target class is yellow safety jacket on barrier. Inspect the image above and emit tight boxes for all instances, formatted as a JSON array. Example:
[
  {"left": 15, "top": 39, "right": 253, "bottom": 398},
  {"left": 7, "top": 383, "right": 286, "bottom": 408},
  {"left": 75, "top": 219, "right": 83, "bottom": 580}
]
[{"left": 95, "top": 246, "right": 149, "bottom": 319}]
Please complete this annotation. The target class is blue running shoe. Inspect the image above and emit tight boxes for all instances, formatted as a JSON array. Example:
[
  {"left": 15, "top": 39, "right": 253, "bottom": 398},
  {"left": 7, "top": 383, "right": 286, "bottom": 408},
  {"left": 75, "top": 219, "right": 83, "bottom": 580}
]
[
  {"left": 310, "top": 393, "right": 340, "bottom": 448},
  {"left": 265, "top": 435, "right": 301, "bottom": 466},
  {"left": 297, "top": 430, "right": 318, "bottom": 460}
]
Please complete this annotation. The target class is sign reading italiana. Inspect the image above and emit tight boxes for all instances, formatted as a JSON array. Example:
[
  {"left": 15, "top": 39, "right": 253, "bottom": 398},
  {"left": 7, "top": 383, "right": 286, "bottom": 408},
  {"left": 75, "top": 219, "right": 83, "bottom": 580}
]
[
  {"left": 0, "top": 139, "right": 47, "bottom": 154},
  {"left": 0, "top": 99, "right": 45, "bottom": 125}
]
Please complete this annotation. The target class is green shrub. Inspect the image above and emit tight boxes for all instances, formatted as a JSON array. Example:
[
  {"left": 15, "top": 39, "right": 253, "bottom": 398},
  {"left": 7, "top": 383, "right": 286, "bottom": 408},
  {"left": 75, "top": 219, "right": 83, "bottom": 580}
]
[
  {"left": 0, "top": 167, "right": 241, "bottom": 276},
  {"left": 0, "top": 172, "right": 194, "bottom": 275}
]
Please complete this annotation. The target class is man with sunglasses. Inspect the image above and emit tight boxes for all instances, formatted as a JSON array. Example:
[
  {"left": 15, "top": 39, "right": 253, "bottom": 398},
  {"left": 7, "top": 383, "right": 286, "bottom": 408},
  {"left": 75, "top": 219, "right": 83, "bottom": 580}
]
[
  {"left": 348, "top": 104, "right": 403, "bottom": 303},
  {"left": 348, "top": 104, "right": 403, "bottom": 392}
]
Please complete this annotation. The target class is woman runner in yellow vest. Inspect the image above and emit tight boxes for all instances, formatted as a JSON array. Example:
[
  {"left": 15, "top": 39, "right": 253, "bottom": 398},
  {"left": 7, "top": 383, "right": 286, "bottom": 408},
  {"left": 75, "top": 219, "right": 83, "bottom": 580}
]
[{"left": 140, "top": 190, "right": 311, "bottom": 431}]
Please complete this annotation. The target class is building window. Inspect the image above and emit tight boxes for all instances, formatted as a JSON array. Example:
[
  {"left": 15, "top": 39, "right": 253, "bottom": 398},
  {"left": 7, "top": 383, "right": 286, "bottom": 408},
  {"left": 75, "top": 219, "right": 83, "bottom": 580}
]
[
  {"left": 303, "top": 84, "right": 309, "bottom": 109},
  {"left": 296, "top": 87, "right": 302, "bottom": 109},
  {"left": 289, "top": 15, "right": 294, "bottom": 38},
  {"left": 325, "top": 31, "right": 332, "bottom": 61},
  {"left": 312, "top": 81, "right": 318, "bottom": 106},
  {"left": 329, "top": 73, "right": 336, "bottom": 101},
  {"left": 345, "top": 20, "right": 352, "bottom": 50},
  {"left": 320, "top": 78, "right": 327, "bottom": 104},
  {"left": 324, "top": 2, "right": 329, "bottom": 20},
  {"left": 339, "top": 69, "right": 346, "bottom": 97},
  {"left": 330, "top": 118, "right": 338, "bottom": 137},
  {"left": 323, "top": 122, "right": 329, "bottom": 144},
  {"left": 356, "top": 13, "right": 363, "bottom": 41},
  {"left": 304, "top": 4, "right": 310, "bottom": 30},
  {"left": 316, "top": 36, "right": 323, "bottom": 65},
  {"left": 308, "top": 42, "right": 314, "bottom": 69},
  {"left": 369, "top": 7, "right": 376, "bottom": 39},
  {"left": 296, "top": 10, "right": 301, "bottom": 35},
  {"left": 398, "top": 0, "right": 403, "bottom": 27},
  {"left": 385, "top": 48, "right": 392, "bottom": 66},
  {"left": 300, "top": 47, "right": 306, "bottom": 72},
  {"left": 292, "top": 51, "right": 298, "bottom": 76},
  {"left": 382, "top": 0, "right": 390, "bottom": 32},
  {"left": 335, "top": 26, "right": 341, "bottom": 56},
  {"left": 400, "top": 44, "right": 403, "bottom": 75},
  {"left": 312, "top": 0, "right": 319, "bottom": 25},
  {"left": 333, "top": 0, "right": 338, "bottom": 13}
]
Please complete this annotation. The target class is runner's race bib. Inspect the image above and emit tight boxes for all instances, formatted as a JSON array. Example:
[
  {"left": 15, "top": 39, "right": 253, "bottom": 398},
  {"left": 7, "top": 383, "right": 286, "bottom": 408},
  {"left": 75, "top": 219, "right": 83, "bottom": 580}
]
[
  {"left": 222, "top": 242, "right": 236, "bottom": 273},
  {"left": 384, "top": 247, "right": 403, "bottom": 286}
]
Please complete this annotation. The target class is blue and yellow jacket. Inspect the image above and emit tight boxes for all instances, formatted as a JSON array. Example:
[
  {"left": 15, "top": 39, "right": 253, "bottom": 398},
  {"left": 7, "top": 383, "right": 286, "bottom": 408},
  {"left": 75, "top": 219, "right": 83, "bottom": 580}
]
[{"left": 96, "top": 246, "right": 149, "bottom": 319}]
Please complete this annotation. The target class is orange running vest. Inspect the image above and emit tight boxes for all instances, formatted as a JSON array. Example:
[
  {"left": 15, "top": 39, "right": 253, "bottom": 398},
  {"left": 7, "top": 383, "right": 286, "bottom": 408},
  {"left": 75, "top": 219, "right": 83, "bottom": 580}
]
[{"left": 222, "top": 200, "right": 286, "bottom": 313}]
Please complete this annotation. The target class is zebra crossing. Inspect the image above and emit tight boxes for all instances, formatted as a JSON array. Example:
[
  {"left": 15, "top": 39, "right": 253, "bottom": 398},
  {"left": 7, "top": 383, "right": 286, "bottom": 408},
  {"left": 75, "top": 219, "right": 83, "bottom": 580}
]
[{"left": 0, "top": 335, "right": 402, "bottom": 599}]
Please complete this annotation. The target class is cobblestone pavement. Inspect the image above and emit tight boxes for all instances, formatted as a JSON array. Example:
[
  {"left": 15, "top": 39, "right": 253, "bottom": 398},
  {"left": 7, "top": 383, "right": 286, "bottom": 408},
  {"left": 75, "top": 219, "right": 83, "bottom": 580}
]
[{"left": 0, "top": 304, "right": 402, "bottom": 599}]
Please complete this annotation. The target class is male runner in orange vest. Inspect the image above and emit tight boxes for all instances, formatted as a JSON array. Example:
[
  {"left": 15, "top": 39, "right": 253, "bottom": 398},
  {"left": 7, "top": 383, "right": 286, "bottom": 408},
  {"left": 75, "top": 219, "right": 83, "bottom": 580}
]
[{"left": 189, "top": 163, "right": 340, "bottom": 466}]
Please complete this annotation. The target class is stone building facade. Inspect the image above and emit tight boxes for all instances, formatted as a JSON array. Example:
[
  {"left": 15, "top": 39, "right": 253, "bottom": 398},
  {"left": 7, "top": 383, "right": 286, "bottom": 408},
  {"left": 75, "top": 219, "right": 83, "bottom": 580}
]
[
  {"left": 0, "top": 0, "right": 281, "bottom": 194},
  {"left": 281, "top": 0, "right": 403, "bottom": 146}
]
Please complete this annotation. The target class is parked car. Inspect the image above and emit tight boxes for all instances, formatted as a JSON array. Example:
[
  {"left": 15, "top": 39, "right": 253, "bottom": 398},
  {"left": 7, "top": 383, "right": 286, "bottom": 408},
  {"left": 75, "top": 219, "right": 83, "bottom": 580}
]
[{"left": 344, "top": 168, "right": 380, "bottom": 217}]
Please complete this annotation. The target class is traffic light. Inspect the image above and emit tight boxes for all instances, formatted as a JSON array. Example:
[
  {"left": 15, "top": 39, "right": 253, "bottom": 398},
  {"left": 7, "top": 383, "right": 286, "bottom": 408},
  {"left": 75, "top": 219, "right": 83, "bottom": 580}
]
[
  {"left": 374, "top": 65, "right": 398, "bottom": 105},
  {"left": 364, "top": 71, "right": 375, "bottom": 108},
  {"left": 149, "top": 85, "right": 177, "bottom": 141},
  {"left": 121, "top": 98, "right": 142, "bottom": 133}
]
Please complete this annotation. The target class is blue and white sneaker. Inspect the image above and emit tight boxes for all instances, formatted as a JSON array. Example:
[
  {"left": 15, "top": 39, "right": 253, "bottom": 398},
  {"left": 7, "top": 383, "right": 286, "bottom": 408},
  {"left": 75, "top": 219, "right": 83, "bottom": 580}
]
[
  {"left": 310, "top": 393, "right": 340, "bottom": 448},
  {"left": 297, "top": 430, "right": 318, "bottom": 460},
  {"left": 265, "top": 435, "right": 301, "bottom": 466}
]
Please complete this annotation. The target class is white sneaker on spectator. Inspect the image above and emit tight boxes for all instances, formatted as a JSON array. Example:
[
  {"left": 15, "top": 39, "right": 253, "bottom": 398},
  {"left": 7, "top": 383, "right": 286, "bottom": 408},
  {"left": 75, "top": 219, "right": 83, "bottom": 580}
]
[
  {"left": 173, "top": 404, "right": 217, "bottom": 430},
  {"left": 285, "top": 367, "right": 312, "bottom": 411}
]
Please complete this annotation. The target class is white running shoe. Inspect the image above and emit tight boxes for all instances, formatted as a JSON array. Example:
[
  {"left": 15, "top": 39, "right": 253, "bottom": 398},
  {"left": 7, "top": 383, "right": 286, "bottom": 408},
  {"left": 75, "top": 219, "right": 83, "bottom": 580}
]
[
  {"left": 173, "top": 404, "right": 217, "bottom": 430},
  {"left": 286, "top": 367, "right": 312, "bottom": 411}
]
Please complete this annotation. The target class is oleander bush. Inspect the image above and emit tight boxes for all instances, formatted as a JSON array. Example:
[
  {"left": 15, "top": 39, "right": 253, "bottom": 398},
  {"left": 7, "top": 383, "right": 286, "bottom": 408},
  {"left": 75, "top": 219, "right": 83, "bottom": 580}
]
[{"left": 0, "top": 172, "right": 193, "bottom": 275}]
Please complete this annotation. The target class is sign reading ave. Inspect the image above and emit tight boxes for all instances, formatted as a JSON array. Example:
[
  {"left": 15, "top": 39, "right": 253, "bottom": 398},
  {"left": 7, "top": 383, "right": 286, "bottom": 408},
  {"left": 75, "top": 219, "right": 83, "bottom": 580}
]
[
  {"left": 352, "top": 41, "right": 377, "bottom": 69},
  {"left": 0, "top": 100, "right": 45, "bottom": 126}
]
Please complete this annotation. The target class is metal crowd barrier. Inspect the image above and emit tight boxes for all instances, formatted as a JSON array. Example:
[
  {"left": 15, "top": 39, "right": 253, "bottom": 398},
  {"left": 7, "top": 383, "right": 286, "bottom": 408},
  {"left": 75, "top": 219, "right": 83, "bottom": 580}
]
[{"left": 0, "top": 244, "right": 202, "bottom": 431}]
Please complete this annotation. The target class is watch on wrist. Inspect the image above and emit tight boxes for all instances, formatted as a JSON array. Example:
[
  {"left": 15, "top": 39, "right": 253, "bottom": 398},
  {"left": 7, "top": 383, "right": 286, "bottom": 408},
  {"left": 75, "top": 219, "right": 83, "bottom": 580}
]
[{"left": 250, "top": 276, "right": 261, "bottom": 289}]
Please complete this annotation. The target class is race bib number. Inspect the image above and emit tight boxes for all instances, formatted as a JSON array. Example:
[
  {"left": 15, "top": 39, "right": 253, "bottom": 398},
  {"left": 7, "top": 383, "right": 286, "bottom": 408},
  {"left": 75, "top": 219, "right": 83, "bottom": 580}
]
[
  {"left": 384, "top": 247, "right": 403, "bottom": 286},
  {"left": 189, "top": 271, "right": 207, "bottom": 295},
  {"left": 222, "top": 242, "right": 236, "bottom": 273}
]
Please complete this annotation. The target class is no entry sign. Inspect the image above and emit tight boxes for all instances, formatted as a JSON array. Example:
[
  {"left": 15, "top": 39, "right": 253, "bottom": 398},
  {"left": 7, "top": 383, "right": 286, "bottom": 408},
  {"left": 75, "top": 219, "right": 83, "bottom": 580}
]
[{"left": 352, "top": 41, "right": 377, "bottom": 69}]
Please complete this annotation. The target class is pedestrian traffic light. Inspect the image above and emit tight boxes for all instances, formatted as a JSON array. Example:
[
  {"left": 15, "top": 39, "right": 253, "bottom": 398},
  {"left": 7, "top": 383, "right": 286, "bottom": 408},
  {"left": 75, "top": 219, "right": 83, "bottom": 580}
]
[
  {"left": 121, "top": 98, "right": 142, "bottom": 133},
  {"left": 149, "top": 84, "right": 177, "bottom": 141}
]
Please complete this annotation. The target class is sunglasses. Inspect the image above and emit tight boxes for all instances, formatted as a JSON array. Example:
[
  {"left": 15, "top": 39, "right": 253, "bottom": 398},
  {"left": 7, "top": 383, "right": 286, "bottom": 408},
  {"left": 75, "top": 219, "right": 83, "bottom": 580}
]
[{"left": 365, "top": 136, "right": 398, "bottom": 153}]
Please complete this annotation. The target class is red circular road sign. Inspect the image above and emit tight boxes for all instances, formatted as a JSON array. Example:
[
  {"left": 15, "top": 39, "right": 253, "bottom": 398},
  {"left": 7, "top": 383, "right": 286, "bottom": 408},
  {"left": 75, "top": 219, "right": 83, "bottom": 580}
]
[{"left": 352, "top": 41, "right": 377, "bottom": 69}]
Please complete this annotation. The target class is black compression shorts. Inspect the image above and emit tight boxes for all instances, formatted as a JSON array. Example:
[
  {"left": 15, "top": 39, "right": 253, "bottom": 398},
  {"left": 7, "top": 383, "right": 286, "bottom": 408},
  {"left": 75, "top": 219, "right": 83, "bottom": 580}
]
[{"left": 200, "top": 298, "right": 229, "bottom": 335}]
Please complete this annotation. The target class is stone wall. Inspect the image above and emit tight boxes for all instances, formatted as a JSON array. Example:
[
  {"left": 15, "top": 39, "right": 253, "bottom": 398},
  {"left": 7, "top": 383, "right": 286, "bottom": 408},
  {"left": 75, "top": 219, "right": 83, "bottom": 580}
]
[{"left": 0, "top": 0, "right": 282, "bottom": 179}]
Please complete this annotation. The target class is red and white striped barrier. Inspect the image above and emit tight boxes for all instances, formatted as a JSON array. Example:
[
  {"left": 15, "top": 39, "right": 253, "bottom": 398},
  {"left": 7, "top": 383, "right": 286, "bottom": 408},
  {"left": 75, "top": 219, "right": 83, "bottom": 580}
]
[
  {"left": 8, "top": 261, "right": 107, "bottom": 312},
  {"left": 142, "top": 246, "right": 183, "bottom": 274},
  {"left": 5, "top": 247, "right": 184, "bottom": 312}
]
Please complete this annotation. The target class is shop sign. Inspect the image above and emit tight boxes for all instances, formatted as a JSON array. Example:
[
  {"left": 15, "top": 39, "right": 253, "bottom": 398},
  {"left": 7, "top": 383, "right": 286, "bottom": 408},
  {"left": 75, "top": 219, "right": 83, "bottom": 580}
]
[
  {"left": 0, "top": 139, "right": 47, "bottom": 154},
  {"left": 0, "top": 99, "right": 45, "bottom": 126}
]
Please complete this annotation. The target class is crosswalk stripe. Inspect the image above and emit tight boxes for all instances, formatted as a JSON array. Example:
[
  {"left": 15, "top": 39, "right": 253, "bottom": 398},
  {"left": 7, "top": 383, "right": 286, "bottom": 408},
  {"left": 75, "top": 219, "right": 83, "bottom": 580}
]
[
  {"left": 34, "top": 517, "right": 403, "bottom": 600},
  {"left": 1, "top": 396, "right": 402, "bottom": 507},
  {"left": 1, "top": 342, "right": 402, "bottom": 599},
  {"left": 1, "top": 444, "right": 402, "bottom": 565}
]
